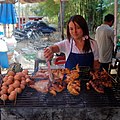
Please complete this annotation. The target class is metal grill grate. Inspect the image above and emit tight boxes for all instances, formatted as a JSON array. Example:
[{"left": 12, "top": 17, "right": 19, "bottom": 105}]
[{"left": 0, "top": 81, "right": 120, "bottom": 108}]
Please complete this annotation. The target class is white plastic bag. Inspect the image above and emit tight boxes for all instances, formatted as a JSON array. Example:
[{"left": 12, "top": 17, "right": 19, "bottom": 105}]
[
  {"left": 2, "top": 36, "right": 17, "bottom": 62},
  {"left": 0, "top": 39, "right": 8, "bottom": 52},
  {"left": 3, "top": 36, "right": 17, "bottom": 52}
]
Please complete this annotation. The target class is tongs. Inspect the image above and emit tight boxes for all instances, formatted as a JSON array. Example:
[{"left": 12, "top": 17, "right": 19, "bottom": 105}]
[{"left": 46, "top": 60, "right": 54, "bottom": 86}]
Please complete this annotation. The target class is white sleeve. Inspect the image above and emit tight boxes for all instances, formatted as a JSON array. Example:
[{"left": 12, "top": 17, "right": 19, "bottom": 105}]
[
  {"left": 91, "top": 40, "right": 99, "bottom": 60},
  {"left": 55, "top": 40, "right": 66, "bottom": 53},
  {"left": 54, "top": 39, "right": 71, "bottom": 59}
]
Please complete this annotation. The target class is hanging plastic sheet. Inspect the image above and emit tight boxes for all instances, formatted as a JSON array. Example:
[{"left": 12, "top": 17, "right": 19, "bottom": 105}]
[{"left": 0, "top": 3, "right": 17, "bottom": 24}]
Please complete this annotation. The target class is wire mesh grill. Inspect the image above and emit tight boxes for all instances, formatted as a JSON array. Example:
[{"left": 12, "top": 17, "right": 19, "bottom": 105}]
[{"left": 0, "top": 81, "right": 119, "bottom": 108}]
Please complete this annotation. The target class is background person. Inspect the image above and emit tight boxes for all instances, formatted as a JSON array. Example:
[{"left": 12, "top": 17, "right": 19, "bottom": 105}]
[
  {"left": 95, "top": 14, "right": 114, "bottom": 72},
  {"left": 44, "top": 15, "right": 100, "bottom": 71}
]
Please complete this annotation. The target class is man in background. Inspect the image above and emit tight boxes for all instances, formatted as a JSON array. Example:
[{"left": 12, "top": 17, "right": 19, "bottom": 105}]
[{"left": 95, "top": 14, "right": 114, "bottom": 72}]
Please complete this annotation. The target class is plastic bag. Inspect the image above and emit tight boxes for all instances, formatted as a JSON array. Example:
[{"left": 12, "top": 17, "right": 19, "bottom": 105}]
[
  {"left": 0, "top": 40, "right": 8, "bottom": 52},
  {"left": 3, "top": 36, "right": 17, "bottom": 52}
]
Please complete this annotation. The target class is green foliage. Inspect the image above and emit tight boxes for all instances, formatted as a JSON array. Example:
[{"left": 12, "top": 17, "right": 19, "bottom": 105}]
[
  {"left": 30, "top": 0, "right": 118, "bottom": 33},
  {"left": 31, "top": 0, "right": 59, "bottom": 23}
]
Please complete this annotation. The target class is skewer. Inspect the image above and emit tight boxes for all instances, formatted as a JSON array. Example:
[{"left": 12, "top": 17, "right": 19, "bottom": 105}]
[
  {"left": 103, "top": 68, "right": 118, "bottom": 83},
  {"left": 14, "top": 93, "right": 17, "bottom": 106},
  {"left": 3, "top": 100, "right": 5, "bottom": 106}
]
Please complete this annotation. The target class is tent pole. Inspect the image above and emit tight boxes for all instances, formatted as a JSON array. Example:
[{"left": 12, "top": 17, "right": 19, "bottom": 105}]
[
  {"left": 13, "top": 24, "right": 14, "bottom": 36},
  {"left": 114, "top": 0, "right": 118, "bottom": 50},
  {"left": 60, "top": 0, "right": 65, "bottom": 40},
  {"left": 3, "top": 24, "right": 6, "bottom": 37},
  {"left": 18, "top": 0, "right": 21, "bottom": 29}
]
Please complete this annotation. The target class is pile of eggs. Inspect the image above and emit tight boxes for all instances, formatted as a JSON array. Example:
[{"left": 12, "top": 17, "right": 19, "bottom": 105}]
[{"left": 0, "top": 69, "right": 31, "bottom": 101}]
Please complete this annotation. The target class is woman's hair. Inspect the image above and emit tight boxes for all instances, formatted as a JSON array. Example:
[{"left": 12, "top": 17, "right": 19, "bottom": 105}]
[{"left": 66, "top": 15, "right": 92, "bottom": 52}]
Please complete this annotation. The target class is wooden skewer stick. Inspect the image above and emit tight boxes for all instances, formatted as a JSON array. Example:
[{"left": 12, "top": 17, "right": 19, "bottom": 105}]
[
  {"left": 14, "top": 93, "right": 17, "bottom": 106},
  {"left": 3, "top": 100, "right": 5, "bottom": 106},
  {"left": 103, "top": 68, "right": 118, "bottom": 83}
]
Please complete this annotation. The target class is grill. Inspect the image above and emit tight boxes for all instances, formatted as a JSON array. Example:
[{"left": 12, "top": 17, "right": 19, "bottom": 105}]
[{"left": 0, "top": 81, "right": 120, "bottom": 108}]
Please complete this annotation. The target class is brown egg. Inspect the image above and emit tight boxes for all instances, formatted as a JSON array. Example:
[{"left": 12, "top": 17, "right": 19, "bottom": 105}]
[
  {"left": 0, "top": 94, "right": 8, "bottom": 101},
  {"left": 0, "top": 88, "right": 8, "bottom": 95},
  {"left": 8, "top": 86, "right": 14, "bottom": 94},
  {"left": 10, "top": 90, "right": 17, "bottom": 96},
  {"left": 1, "top": 85, "right": 8, "bottom": 90},
  {"left": 22, "top": 69, "right": 28, "bottom": 75},
  {"left": 9, "top": 83, "right": 14, "bottom": 88},
  {"left": 3, "top": 76, "right": 8, "bottom": 82},
  {"left": 7, "top": 71, "right": 15, "bottom": 76},
  {"left": 8, "top": 76, "right": 14, "bottom": 80},
  {"left": 21, "top": 72, "right": 26, "bottom": 77},
  {"left": 16, "top": 72, "right": 25, "bottom": 77},
  {"left": 14, "top": 75, "right": 21, "bottom": 80},
  {"left": 14, "top": 88, "right": 22, "bottom": 94},
  {"left": 12, "top": 80, "right": 20, "bottom": 88},
  {"left": 6, "top": 79, "right": 13, "bottom": 85},
  {"left": 8, "top": 94, "right": 16, "bottom": 101},
  {"left": 25, "top": 75, "right": 30, "bottom": 79},
  {"left": 20, "top": 84, "right": 25, "bottom": 89},
  {"left": 2, "top": 82, "right": 7, "bottom": 86},
  {"left": 21, "top": 80, "right": 26, "bottom": 85},
  {"left": 26, "top": 78, "right": 31, "bottom": 83},
  {"left": 21, "top": 77, "right": 25, "bottom": 81}
]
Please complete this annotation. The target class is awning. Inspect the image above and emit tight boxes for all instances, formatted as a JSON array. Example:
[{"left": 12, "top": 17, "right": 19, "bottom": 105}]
[
  {"left": 0, "top": 0, "right": 46, "bottom": 4},
  {"left": 20, "top": 0, "right": 46, "bottom": 4},
  {"left": 0, "top": 0, "right": 17, "bottom": 4}
]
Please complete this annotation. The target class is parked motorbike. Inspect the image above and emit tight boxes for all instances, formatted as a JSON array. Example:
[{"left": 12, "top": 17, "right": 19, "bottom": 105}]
[
  {"left": 23, "top": 20, "right": 56, "bottom": 36},
  {"left": 13, "top": 28, "right": 28, "bottom": 41},
  {"left": 13, "top": 28, "right": 40, "bottom": 42},
  {"left": 13, "top": 20, "right": 56, "bottom": 42}
]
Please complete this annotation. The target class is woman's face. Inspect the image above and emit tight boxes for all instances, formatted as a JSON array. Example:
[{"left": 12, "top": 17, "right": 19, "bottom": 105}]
[{"left": 69, "top": 21, "right": 83, "bottom": 40}]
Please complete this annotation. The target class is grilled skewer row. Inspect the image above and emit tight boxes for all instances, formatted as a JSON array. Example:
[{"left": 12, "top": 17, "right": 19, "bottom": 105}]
[{"left": 87, "top": 70, "right": 113, "bottom": 93}]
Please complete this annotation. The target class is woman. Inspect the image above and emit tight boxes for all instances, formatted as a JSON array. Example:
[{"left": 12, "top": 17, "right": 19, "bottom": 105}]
[{"left": 44, "top": 15, "right": 100, "bottom": 71}]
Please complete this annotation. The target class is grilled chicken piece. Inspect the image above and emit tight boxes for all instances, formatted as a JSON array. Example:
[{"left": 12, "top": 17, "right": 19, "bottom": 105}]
[
  {"left": 67, "top": 80, "right": 81, "bottom": 95},
  {"left": 48, "top": 78, "right": 66, "bottom": 96},
  {"left": 32, "top": 72, "right": 49, "bottom": 79},
  {"left": 88, "top": 69, "right": 113, "bottom": 93},
  {"left": 89, "top": 80, "right": 104, "bottom": 93},
  {"left": 30, "top": 80, "right": 49, "bottom": 93}
]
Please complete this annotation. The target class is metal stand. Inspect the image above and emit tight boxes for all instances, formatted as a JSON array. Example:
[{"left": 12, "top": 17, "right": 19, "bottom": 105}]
[{"left": 33, "top": 58, "right": 46, "bottom": 73}]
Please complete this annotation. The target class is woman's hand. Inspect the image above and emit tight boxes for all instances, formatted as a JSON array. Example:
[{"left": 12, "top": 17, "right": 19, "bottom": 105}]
[{"left": 44, "top": 47, "right": 54, "bottom": 61}]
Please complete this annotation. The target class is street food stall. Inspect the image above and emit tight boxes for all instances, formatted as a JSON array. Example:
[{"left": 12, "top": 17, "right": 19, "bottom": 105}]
[{"left": 0, "top": 0, "right": 120, "bottom": 119}]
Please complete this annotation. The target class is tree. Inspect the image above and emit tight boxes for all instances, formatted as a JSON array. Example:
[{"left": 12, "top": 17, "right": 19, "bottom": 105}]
[
  {"left": 30, "top": 0, "right": 117, "bottom": 34},
  {"left": 31, "top": 0, "right": 59, "bottom": 23}
]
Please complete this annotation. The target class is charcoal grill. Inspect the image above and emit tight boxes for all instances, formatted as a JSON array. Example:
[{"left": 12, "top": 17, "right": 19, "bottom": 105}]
[{"left": 0, "top": 81, "right": 120, "bottom": 108}]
